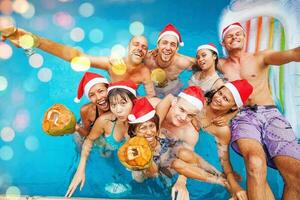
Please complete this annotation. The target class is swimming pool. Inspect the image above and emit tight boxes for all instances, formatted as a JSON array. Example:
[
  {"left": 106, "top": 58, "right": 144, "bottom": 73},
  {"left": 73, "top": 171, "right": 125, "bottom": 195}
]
[{"left": 1, "top": 0, "right": 298, "bottom": 199}]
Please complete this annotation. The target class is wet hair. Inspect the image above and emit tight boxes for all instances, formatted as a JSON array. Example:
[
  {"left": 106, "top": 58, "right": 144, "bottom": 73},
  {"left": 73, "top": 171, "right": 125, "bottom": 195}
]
[
  {"left": 205, "top": 85, "right": 237, "bottom": 114},
  {"left": 192, "top": 49, "right": 219, "bottom": 74},
  {"left": 108, "top": 88, "right": 137, "bottom": 106},
  {"left": 128, "top": 113, "right": 160, "bottom": 138}
]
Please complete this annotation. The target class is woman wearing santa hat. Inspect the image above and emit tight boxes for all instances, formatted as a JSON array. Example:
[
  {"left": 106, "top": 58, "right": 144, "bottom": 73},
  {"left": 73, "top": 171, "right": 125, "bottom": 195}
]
[
  {"left": 188, "top": 43, "right": 225, "bottom": 94},
  {"left": 171, "top": 79, "right": 253, "bottom": 200},
  {"left": 65, "top": 80, "right": 138, "bottom": 198}
]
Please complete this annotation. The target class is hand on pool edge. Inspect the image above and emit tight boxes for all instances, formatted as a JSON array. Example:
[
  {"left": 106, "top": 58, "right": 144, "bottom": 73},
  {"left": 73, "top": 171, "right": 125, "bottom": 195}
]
[{"left": 65, "top": 169, "right": 86, "bottom": 198}]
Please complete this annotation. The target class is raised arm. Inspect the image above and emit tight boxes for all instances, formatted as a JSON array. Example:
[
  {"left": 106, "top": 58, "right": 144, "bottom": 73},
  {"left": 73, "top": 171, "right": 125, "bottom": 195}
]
[
  {"left": 155, "top": 94, "right": 174, "bottom": 125},
  {"left": 65, "top": 116, "right": 105, "bottom": 197},
  {"left": 216, "top": 126, "right": 247, "bottom": 200},
  {"left": 1, "top": 27, "right": 110, "bottom": 70},
  {"left": 177, "top": 54, "right": 196, "bottom": 71},
  {"left": 262, "top": 46, "right": 300, "bottom": 66},
  {"left": 141, "top": 67, "right": 156, "bottom": 97}
]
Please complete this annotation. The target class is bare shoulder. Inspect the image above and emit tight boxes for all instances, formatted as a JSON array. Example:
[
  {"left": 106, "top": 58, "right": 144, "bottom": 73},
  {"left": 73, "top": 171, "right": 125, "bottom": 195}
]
[
  {"left": 80, "top": 102, "right": 94, "bottom": 114},
  {"left": 213, "top": 125, "right": 231, "bottom": 144},
  {"left": 98, "top": 111, "right": 114, "bottom": 122},
  {"left": 175, "top": 53, "right": 195, "bottom": 68}
]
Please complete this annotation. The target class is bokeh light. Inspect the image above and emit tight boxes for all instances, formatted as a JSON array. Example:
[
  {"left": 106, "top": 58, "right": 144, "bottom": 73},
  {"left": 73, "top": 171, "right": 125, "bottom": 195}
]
[
  {"left": 70, "top": 27, "right": 85, "bottom": 42},
  {"left": 6, "top": 186, "right": 21, "bottom": 198},
  {"left": 0, "top": 0, "right": 13, "bottom": 15},
  {"left": 25, "top": 136, "right": 39, "bottom": 151},
  {"left": 129, "top": 21, "right": 144, "bottom": 36},
  {"left": 0, "top": 76, "right": 8, "bottom": 91},
  {"left": 0, "top": 146, "right": 14, "bottom": 161},
  {"left": 79, "top": 2, "right": 94, "bottom": 18},
  {"left": 29, "top": 53, "right": 44, "bottom": 68},
  {"left": 0, "top": 43, "right": 13, "bottom": 60},
  {"left": 21, "top": 3, "right": 35, "bottom": 19},
  {"left": 1, "top": 127, "right": 15, "bottom": 142},
  {"left": 37, "top": 68, "right": 52, "bottom": 82},
  {"left": 53, "top": 12, "right": 74, "bottom": 29},
  {"left": 110, "top": 57, "right": 127, "bottom": 76},
  {"left": 11, "top": 87, "right": 25, "bottom": 105},
  {"left": 89, "top": 28, "right": 104, "bottom": 43},
  {"left": 0, "top": 16, "right": 15, "bottom": 30},
  {"left": 111, "top": 44, "right": 126, "bottom": 58},
  {"left": 12, "top": 0, "right": 30, "bottom": 14},
  {"left": 13, "top": 109, "right": 30, "bottom": 132},
  {"left": 71, "top": 56, "right": 91, "bottom": 71},
  {"left": 19, "top": 34, "right": 35, "bottom": 49},
  {"left": 151, "top": 68, "right": 167, "bottom": 85}
]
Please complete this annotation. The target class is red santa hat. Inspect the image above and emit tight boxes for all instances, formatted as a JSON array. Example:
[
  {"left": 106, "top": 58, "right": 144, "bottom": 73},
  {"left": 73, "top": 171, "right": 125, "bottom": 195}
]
[
  {"left": 128, "top": 97, "right": 155, "bottom": 124},
  {"left": 107, "top": 80, "right": 138, "bottom": 96},
  {"left": 197, "top": 43, "right": 219, "bottom": 55},
  {"left": 178, "top": 86, "right": 205, "bottom": 111},
  {"left": 221, "top": 22, "right": 245, "bottom": 40},
  {"left": 74, "top": 72, "right": 109, "bottom": 103},
  {"left": 224, "top": 79, "right": 253, "bottom": 108},
  {"left": 157, "top": 23, "right": 184, "bottom": 46}
]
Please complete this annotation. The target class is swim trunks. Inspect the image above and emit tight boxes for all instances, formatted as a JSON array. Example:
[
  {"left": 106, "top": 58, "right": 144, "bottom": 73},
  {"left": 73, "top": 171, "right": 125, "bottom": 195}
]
[
  {"left": 154, "top": 78, "right": 184, "bottom": 98},
  {"left": 231, "top": 105, "right": 300, "bottom": 168}
]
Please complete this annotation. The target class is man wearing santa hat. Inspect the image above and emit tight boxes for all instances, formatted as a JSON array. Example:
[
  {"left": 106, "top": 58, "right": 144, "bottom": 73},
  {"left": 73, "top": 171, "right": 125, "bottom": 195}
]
[
  {"left": 155, "top": 86, "right": 205, "bottom": 200},
  {"left": 219, "top": 22, "right": 300, "bottom": 199},
  {"left": 1, "top": 28, "right": 155, "bottom": 97},
  {"left": 144, "top": 24, "right": 195, "bottom": 98}
]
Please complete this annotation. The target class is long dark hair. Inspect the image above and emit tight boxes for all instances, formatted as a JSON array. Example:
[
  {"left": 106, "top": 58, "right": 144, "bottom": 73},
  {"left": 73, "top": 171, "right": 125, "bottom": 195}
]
[
  {"left": 128, "top": 113, "right": 160, "bottom": 138},
  {"left": 192, "top": 49, "right": 219, "bottom": 74}
]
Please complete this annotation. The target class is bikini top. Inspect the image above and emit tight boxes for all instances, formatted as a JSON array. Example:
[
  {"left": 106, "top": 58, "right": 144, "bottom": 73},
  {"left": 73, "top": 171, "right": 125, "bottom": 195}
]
[{"left": 104, "top": 120, "right": 125, "bottom": 150}]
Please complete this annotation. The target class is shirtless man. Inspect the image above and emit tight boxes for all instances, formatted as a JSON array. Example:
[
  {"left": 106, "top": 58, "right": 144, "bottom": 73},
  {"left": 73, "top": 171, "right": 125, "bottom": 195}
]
[
  {"left": 218, "top": 22, "right": 300, "bottom": 200},
  {"left": 0, "top": 28, "right": 155, "bottom": 97},
  {"left": 156, "top": 86, "right": 205, "bottom": 200},
  {"left": 144, "top": 24, "right": 195, "bottom": 98}
]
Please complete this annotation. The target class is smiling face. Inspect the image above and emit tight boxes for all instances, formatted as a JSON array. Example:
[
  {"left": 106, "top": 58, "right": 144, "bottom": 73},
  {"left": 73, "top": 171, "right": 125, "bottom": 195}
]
[
  {"left": 88, "top": 83, "right": 109, "bottom": 111},
  {"left": 135, "top": 120, "right": 158, "bottom": 147},
  {"left": 196, "top": 49, "right": 217, "bottom": 71},
  {"left": 157, "top": 34, "right": 178, "bottom": 62},
  {"left": 169, "top": 97, "right": 199, "bottom": 127},
  {"left": 222, "top": 27, "right": 245, "bottom": 51},
  {"left": 128, "top": 36, "right": 148, "bottom": 64},
  {"left": 210, "top": 86, "right": 237, "bottom": 112}
]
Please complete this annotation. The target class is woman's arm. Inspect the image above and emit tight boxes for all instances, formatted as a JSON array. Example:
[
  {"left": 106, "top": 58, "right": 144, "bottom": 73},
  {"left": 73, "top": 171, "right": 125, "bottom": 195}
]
[
  {"left": 156, "top": 94, "right": 174, "bottom": 125},
  {"left": 215, "top": 126, "right": 247, "bottom": 200}
]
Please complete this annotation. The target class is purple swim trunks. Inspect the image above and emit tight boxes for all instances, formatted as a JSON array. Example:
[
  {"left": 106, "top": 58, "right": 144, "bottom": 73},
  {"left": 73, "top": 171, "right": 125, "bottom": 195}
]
[{"left": 231, "top": 105, "right": 300, "bottom": 169}]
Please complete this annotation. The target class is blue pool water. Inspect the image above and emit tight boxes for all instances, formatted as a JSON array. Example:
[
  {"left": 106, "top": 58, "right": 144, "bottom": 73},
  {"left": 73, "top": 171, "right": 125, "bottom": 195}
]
[{"left": 0, "top": 0, "right": 292, "bottom": 199}]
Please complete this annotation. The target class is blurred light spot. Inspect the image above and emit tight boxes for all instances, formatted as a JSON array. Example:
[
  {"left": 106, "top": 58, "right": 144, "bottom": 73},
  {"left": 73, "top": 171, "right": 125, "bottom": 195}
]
[
  {"left": 30, "top": 17, "right": 48, "bottom": 31},
  {"left": 79, "top": 2, "right": 94, "bottom": 18},
  {"left": 0, "top": 146, "right": 13, "bottom": 161},
  {"left": 70, "top": 27, "right": 85, "bottom": 42},
  {"left": 11, "top": 88, "right": 25, "bottom": 105},
  {"left": 151, "top": 68, "right": 167, "bottom": 85},
  {"left": 19, "top": 34, "right": 35, "bottom": 49},
  {"left": 0, "top": 16, "right": 15, "bottom": 30},
  {"left": 29, "top": 53, "right": 43, "bottom": 68},
  {"left": 53, "top": 12, "right": 74, "bottom": 29},
  {"left": 23, "top": 77, "right": 39, "bottom": 92},
  {"left": 111, "top": 58, "right": 127, "bottom": 76},
  {"left": 25, "top": 136, "right": 39, "bottom": 151},
  {"left": 1, "top": 127, "right": 15, "bottom": 142},
  {"left": 149, "top": 31, "right": 159, "bottom": 45},
  {"left": 6, "top": 186, "right": 21, "bottom": 197},
  {"left": 13, "top": 109, "right": 30, "bottom": 132},
  {"left": 21, "top": 3, "right": 35, "bottom": 19},
  {"left": 12, "top": 0, "right": 29, "bottom": 14},
  {"left": 111, "top": 44, "right": 126, "bottom": 58},
  {"left": 0, "top": 76, "right": 8, "bottom": 91},
  {"left": 71, "top": 56, "right": 90, "bottom": 71},
  {"left": 129, "top": 21, "right": 144, "bottom": 36},
  {"left": 0, "top": 43, "right": 13, "bottom": 59},
  {"left": 87, "top": 46, "right": 101, "bottom": 56},
  {"left": 0, "top": 0, "right": 13, "bottom": 15},
  {"left": 89, "top": 29, "right": 103, "bottom": 43},
  {"left": 38, "top": 68, "right": 52, "bottom": 82}
]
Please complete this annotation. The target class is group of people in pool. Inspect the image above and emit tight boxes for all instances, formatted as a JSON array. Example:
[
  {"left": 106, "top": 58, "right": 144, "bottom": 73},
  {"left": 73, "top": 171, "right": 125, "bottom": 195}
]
[{"left": 2, "top": 21, "right": 300, "bottom": 200}]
